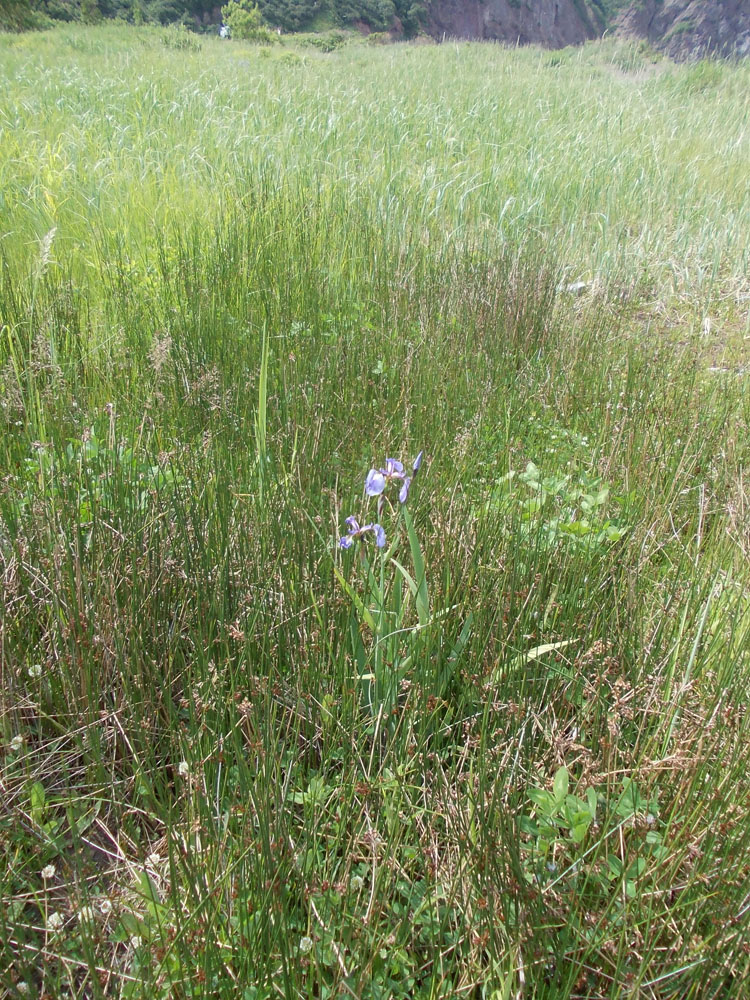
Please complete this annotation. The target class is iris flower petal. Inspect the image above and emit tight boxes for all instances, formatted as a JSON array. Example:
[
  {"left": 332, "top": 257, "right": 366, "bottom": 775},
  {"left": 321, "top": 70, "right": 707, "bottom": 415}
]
[
  {"left": 412, "top": 451, "right": 423, "bottom": 473},
  {"left": 373, "top": 524, "right": 386, "bottom": 547},
  {"left": 365, "top": 469, "right": 386, "bottom": 496},
  {"left": 385, "top": 458, "right": 404, "bottom": 476},
  {"left": 399, "top": 477, "right": 411, "bottom": 504},
  {"left": 340, "top": 535, "right": 354, "bottom": 549}
]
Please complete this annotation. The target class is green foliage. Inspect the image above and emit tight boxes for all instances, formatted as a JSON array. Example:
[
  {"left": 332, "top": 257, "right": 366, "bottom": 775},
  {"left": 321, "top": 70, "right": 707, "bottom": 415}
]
[
  {"left": 222, "top": 0, "right": 274, "bottom": 40},
  {"left": 302, "top": 26, "right": 347, "bottom": 49},
  {"left": 521, "top": 770, "right": 667, "bottom": 906},
  {"left": 395, "top": 0, "right": 426, "bottom": 34},
  {"left": 588, "top": 0, "right": 631, "bottom": 26},
  {"left": 141, "top": 0, "right": 190, "bottom": 24},
  {"left": 9, "top": 423, "right": 184, "bottom": 536},
  {"left": 160, "top": 19, "right": 201, "bottom": 46},
  {"left": 332, "top": 0, "right": 393, "bottom": 31},
  {"left": 483, "top": 461, "right": 628, "bottom": 560},
  {"left": 79, "top": 0, "right": 101, "bottom": 21},
  {"left": 256, "top": 0, "right": 318, "bottom": 32},
  {"left": 0, "top": 0, "right": 48, "bottom": 29},
  {"left": 259, "top": 0, "right": 423, "bottom": 34},
  {"left": 34, "top": 0, "right": 77, "bottom": 20}
]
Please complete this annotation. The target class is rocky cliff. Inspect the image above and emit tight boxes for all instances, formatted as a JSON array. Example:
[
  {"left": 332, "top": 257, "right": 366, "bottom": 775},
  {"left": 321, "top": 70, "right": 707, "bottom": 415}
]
[
  {"left": 424, "top": 0, "right": 750, "bottom": 58},
  {"left": 615, "top": 0, "right": 750, "bottom": 59},
  {"left": 426, "top": 0, "right": 604, "bottom": 48}
]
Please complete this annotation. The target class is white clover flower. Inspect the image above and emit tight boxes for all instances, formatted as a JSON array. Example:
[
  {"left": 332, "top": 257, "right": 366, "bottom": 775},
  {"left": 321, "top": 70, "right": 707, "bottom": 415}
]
[
  {"left": 77, "top": 906, "right": 95, "bottom": 924},
  {"left": 130, "top": 935, "right": 143, "bottom": 949},
  {"left": 28, "top": 664, "right": 43, "bottom": 679},
  {"left": 298, "top": 935, "right": 313, "bottom": 955},
  {"left": 17, "top": 983, "right": 29, "bottom": 995},
  {"left": 146, "top": 852, "right": 161, "bottom": 868},
  {"left": 10, "top": 735, "right": 24, "bottom": 753},
  {"left": 46, "top": 911, "right": 64, "bottom": 931},
  {"left": 99, "top": 898, "right": 113, "bottom": 916},
  {"left": 177, "top": 761, "right": 190, "bottom": 778},
  {"left": 41, "top": 864, "right": 56, "bottom": 880},
  {"left": 350, "top": 874, "right": 364, "bottom": 892}
]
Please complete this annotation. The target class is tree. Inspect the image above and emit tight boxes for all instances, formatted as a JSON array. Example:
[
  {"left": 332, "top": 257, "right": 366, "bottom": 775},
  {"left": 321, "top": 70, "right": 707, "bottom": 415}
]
[
  {"left": 256, "top": 0, "right": 317, "bottom": 33},
  {"left": 80, "top": 0, "right": 103, "bottom": 21},
  {"left": 0, "top": 0, "right": 46, "bottom": 30},
  {"left": 221, "top": 0, "right": 273, "bottom": 40}
]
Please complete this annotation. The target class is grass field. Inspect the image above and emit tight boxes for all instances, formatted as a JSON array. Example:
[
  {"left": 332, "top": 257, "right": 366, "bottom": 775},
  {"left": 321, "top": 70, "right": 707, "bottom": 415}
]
[{"left": 1, "top": 24, "right": 749, "bottom": 999}]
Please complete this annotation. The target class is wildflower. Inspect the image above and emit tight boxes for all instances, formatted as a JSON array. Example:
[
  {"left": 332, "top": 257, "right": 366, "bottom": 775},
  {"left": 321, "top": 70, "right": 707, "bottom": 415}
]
[
  {"left": 41, "top": 865, "right": 56, "bottom": 880},
  {"left": 298, "top": 935, "right": 313, "bottom": 955},
  {"left": 146, "top": 852, "right": 161, "bottom": 868},
  {"left": 46, "top": 911, "right": 64, "bottom": 931},
  {"left": 17, "top": 983, "right": 29, "bottom": 995},
  {"left": 365, "top": 452, "right": 424, "bottom": 503},
  {"left": 28, "top": 664, "right": 42, "bottom": 679},
  {"left": 340, "top": 516, "right": 386, "bottom": 550},
  {"left": 365, "top": 458, "right": 403, "bottom": 497},
  {"left": 78, "top": 906, "right": 95, "bottom": 924},
  {"left": 9, "top": 735, "right": 24, "bottom": 753},
  {"left": 177, "top": 761, "right": 190, "bottom": 778},
  {"left": 99, "top": 898, "right": 113, "bottom": 916},
  {"left": 350, "top": 874, "right": 364, "bottom": 892}
]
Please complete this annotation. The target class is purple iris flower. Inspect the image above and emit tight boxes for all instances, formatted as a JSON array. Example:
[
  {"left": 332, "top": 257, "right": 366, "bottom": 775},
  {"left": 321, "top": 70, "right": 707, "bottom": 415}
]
[
  {"left": 365, "top": 458, "right": 403, "bottom": 497},
  {"left": 365, "top": 453, "right": 424, "bottom": 504},
  {"left": 340, "top": 516, "right": 386, "bottom": 549}
]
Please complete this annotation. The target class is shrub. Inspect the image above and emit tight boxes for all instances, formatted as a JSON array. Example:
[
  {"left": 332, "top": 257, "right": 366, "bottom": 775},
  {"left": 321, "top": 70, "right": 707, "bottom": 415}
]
[
  {"left": 303, "top": 29, "right": 347, "bottom": 51},
  {"left": 161, "top": 22, "right": 201, "bottom": 49},
  {"left": 221, "top": 0, "right": 275, "bottom": 42}
]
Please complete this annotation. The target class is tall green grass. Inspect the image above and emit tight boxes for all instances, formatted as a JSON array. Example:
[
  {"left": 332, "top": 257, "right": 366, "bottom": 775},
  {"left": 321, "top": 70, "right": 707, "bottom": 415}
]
[{"left": 1, "top": 25, "right": 749, "bottom": 999}]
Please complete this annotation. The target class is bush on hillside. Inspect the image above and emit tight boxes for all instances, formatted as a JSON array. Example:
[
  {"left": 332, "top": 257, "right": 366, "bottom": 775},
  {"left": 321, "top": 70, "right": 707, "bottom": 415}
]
[{"left": 221, "top": 0, "right": 275, "bottom": 40}]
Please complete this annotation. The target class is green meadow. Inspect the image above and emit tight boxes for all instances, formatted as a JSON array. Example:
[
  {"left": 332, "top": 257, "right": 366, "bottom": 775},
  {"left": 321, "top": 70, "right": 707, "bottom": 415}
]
[{"left": 1, "top": 24, "right": 749, "bottom": 998}]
